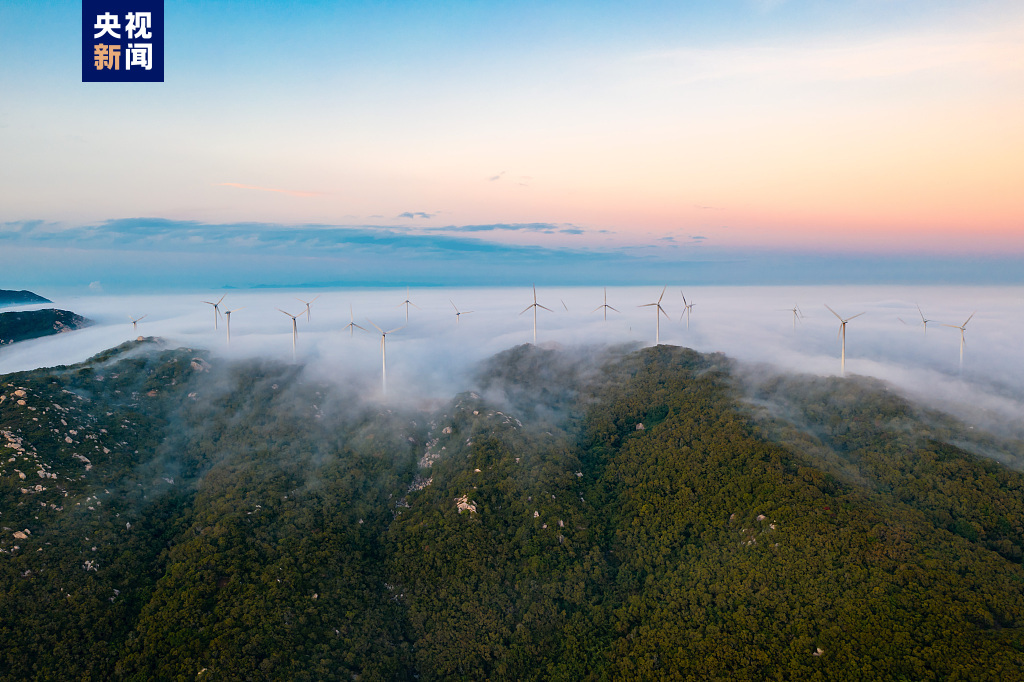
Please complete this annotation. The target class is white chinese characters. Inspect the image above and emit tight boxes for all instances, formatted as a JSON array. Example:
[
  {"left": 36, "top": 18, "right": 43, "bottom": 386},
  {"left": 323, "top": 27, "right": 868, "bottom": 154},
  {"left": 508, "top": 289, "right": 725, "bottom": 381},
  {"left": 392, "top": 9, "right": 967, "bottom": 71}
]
[
  {"left": 126, "top": 12, "right": 152, "bottom": 40},
  {"left": 93, "top": 12, "right": 121, "bottom": 39}
]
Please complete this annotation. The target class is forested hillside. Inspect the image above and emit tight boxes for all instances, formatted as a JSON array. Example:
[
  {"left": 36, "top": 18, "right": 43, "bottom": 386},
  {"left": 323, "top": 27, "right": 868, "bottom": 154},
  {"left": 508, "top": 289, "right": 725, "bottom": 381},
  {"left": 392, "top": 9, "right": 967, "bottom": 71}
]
[
  {"left": 0, "top": 308, "right": 91, "bottom": 345},
  {"left": 2, "top": 340, "right": 1022, "bottom": 680}
]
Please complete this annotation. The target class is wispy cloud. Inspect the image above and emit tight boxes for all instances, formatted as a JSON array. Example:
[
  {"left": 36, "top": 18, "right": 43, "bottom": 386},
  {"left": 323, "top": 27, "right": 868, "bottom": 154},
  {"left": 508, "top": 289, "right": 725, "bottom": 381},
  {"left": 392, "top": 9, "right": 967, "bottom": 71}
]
[
  {"left": 218, "top": 183, "right": 326, "bottom": 198},
  {"left": 398, "top": 211, "right": 437, "bottom": 220},
  {"left": 426, "top": 223, "right": 586, "bottom": 235}
]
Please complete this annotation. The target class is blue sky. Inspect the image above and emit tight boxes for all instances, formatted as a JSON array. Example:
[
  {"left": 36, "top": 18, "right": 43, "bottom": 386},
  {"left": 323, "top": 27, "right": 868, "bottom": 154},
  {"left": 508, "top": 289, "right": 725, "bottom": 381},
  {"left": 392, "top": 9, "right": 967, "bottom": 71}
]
[{"left": 1, "top": 1, "right": 1022, "bottom": 289}]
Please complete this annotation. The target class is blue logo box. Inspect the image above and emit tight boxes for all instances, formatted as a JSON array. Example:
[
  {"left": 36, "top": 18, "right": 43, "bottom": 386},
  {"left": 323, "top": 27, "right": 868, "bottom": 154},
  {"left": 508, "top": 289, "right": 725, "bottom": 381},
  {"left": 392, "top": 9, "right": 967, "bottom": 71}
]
[{"left": 82, "top": 0, "right": 164, "bottom": 82}]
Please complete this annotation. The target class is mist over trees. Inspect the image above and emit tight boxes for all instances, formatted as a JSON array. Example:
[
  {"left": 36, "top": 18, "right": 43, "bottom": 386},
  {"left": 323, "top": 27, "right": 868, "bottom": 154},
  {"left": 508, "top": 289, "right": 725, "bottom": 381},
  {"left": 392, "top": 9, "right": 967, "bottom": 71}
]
[{"left": 2, "top": 339, "right": 1023, "bottom": 680}]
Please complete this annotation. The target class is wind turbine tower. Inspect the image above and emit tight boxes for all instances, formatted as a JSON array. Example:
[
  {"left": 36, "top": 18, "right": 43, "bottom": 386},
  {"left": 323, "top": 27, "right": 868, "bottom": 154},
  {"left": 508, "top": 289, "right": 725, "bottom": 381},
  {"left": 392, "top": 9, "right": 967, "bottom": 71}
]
[
  {"left": 367, "top": 320, "right": 404, "bottom": 395},
  {"left": 519, "top": 285, "right": 553, "bottom": 344},
  {"left": 295, "top": 295, "right": 320, "bottom": 322},
  {"left": 396, "top": 287, "right": 420, "bottom": 323},
  {"left": 277, "top": 308, "right": 300, "bottom": 361},
  {"left": 343, "top": 305, "right": 366, "bottom": 336},
  {"left": 592, "top": 288, "right": 619, "bottom": 321},
  {"left": 680, "top": 292, "right": 696, "bottom": 330},
  {"left": 944, "top": 312, "right": 975, "bottom": 373},
  {"left": 450, "top": 300, "right": 474, "bottom": 325},
  {"left": 640, "top": 286, "right": 671, "bottom": 345},
  {"left": 202, "top": 295, "right": 226, "bottom": 330},
  {"left": 825, "top": 305, "right": 865, "bottom": 377},
  {"left": 223, "top": 308, "right": 243, "bottom": 345}
]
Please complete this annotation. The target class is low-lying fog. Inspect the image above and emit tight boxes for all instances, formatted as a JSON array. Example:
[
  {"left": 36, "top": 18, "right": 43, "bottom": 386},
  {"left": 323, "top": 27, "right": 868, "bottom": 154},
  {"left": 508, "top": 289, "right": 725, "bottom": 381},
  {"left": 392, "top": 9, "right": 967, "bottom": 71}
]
[{"left": 3, "top": 285, "right": 1023, "bottom": 435}]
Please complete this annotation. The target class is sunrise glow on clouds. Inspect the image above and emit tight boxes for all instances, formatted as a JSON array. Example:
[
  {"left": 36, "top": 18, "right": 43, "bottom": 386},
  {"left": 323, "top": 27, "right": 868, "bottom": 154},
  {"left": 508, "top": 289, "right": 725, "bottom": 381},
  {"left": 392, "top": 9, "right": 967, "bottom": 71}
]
[{"left": 0, "top": 0, "right": 1022, "bottom": 286}]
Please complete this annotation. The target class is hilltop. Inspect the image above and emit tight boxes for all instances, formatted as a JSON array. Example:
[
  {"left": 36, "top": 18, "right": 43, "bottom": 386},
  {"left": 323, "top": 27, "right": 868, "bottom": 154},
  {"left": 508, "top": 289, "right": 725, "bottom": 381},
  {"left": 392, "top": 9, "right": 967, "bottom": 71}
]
[
  {"left": 1, "top": 341, "right": 1023, "bottom": 681},
  {"left": 0, "top": 289, "right": 51, "bottom": 307},
  {"left": 0, "top": 308, "right": 91, "bottom": 346}
]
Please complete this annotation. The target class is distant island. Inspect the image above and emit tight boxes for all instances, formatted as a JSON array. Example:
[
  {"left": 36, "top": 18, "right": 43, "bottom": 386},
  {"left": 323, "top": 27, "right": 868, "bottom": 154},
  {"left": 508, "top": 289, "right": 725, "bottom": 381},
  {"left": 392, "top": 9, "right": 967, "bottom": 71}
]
[
  {"left": 0, "top": 308, "right": 91, "bottom": 346},
  {"left": 0, "top": 289, "right": 51, "bottom": 308}
]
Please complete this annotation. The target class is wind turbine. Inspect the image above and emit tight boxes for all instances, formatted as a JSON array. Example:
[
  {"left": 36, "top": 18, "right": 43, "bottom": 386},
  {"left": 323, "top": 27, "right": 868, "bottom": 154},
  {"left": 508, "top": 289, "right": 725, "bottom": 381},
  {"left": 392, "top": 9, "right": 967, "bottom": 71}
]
[
  {"left": 295, "top": 295, "right": 320, "bottom": 322},
  {"left": 680, "top": 292, "right": 696, "bottom": 330},
  {"left": 396, "top": 287, "right": 419, "bottom": 323},
  {"left": 899, "top": 304, "right": 932, "bottom": 334},
  {"left": 277, "top": 308, "right": 300, "bottom": 361},
  {"left": 223, "top": 308, "right": 243, "bottom": 345},
  {"left": 128, "top": 314, "right": 147, "bottom": 332},
  {"left": 561, "top": 299, "right": 569, "bottom": 312},
  {"left": 450, "top": 300, "right": 474, "bottom": 325},
  {"left": 639, "top": 286, "right": 671, "bottom": 345},
  {"left": 591, "top": 288, "right": 619, "bottom": 321},
  {"left": 202, "top": 295, "right": 226, "bottom": 330},
  {"left": 943, "top": 312, "right": 975, "bottom": 373},
  {"left": 781, "top": 304, "right": 802, "bottom": 330},
  {"left": 367, "top": 319, "right": 404, "bottom": 395},
  {"left": 343, "top": 305, "right": 366, "bottom": 336},
  {"left": 519, "top": 285, "right": 552, "bottom": 344},
  {"left": 825, "top": 305, "right": 865, "bottom": 376}
]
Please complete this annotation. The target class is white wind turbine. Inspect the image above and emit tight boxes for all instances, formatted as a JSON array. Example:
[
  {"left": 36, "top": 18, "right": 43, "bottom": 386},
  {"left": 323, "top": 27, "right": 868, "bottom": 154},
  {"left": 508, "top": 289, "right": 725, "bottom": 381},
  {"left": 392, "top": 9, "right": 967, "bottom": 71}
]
[
  {"left": 781, "top": 304, "right": 803, "bottom": 330},
  {"left": 825, "top": 305, "right": 865, "bottom": 377},
  {"left": 202, "top": 295, "right": 226, "bottom": 330},
  {"left": 223, "top": 308, "right": 243, "bottom": 345},
  {"left": 943, "top": 312, "right": 975, "bottom": 373},
  {"left": 899, "top": 304, "right": 932, "bottom": 334},
  {"left": 520, "top": 284, "right": 553, "bottom": 344},
  {"left": 277, "top": 308, "right": 300, "bottom": 361},
  {"left": 396, "top": 287, "right": 419, "bottom": 323},
  {"left": 343, "top": 304, "right": 366, "bottom": 336},
  {"left": 680, "top": 292, "right": 696, "bottom": 330},
  {"left": 128, "top": 314, "right": 147, "bottom": 332},
  {"left": 592, "top": 288, "right": 619, "bottom": 321},
  {"left": 367, "top": 319, "right": 405, "bottom": 395},
  {"left": 640, "top": 286, "right": 671, "bottom": 345},
  {"left": 450, "top": 300, "right": 474, "bottom": 325},
  {"left": 295, "top": 295, "right": 320, "bottom": 322}
]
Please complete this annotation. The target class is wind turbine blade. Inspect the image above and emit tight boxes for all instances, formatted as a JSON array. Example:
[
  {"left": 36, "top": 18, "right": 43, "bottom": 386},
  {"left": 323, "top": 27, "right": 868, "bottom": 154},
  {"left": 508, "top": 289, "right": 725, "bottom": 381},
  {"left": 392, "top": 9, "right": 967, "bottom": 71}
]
[
  {"left": 451, "top": 300, "right": 459, "bottom": 313},
  {"left": 366, "top": 319, "right": 384, "bottom": 333},
  {"left": 276, "top": 308, "right": 293, "bottom": 317},
  {"left": 386, "top": 325, "right": 406, "bottom": 334},
  {"left": 519, "top": 305, "right": 533, "bottom": 315},
  {"left": 538, "top": 304, "right": 553, "bottom": 312},
  {"left": 201, "top": 301, "right": 214, "bottom": 305},
  {"left": 410, "top": 302, "right": 421, "bottom": 310},
  {"left": 591, "top": 305, "right": 603, "bottom": 313},
  {"left": 963, "top": 311, "right": 975, "bottom": 327},
  {"left": 463, "top": 310, "right": 474, "bottom": 314},
  {"left": 138, "top": 315, "right": 147, "bottom": 321},
  {"left": 847, "top": 312, "right": 866, "bottom": 321},
  {"left": 639, "top": 303, "right": 657, "bottom": 308},
  {"left": 898, "top": 318, "right": 909, "bottom": 325},
  {"left": 216, "top": 295, "right": 225, "bottom": 305},
  {"left": 607, "top": 305, "right": 619, "bottom": 313},
  {"left": 561, "top": 300, "right": 568, "bottom": 312},
  {"left": 942, "top": 324, "right": 961, "bottom": 329},
  {"left": 309, "top": 295, "right": 320, "bottom": 304},
  {"left": 657, "top": 286, "right": 666, "bottom": 303},
  {"left": 352, "top": 323, "right": 367, "bottom": 332},
  {"left": 824, "top": 304, "right": 843, "bottom": 321}
]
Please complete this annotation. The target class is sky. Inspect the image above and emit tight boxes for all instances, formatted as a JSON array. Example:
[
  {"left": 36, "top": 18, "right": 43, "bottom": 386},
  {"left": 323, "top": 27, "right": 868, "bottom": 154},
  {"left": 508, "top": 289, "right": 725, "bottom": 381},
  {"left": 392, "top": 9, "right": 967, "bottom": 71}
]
[{"left": 1, "top": 0, "right": 1023, "bottom": 288}]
